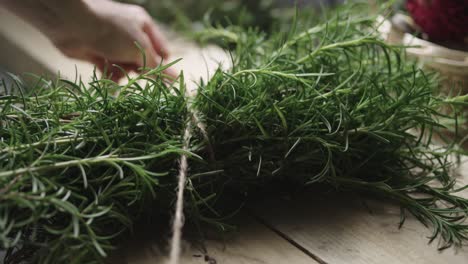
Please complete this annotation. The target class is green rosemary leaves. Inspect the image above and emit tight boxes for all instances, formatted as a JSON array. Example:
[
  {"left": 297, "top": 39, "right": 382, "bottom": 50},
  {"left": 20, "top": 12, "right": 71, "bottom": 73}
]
[{"left": 1, "top": 4, "right": 467, "bottom": 263}]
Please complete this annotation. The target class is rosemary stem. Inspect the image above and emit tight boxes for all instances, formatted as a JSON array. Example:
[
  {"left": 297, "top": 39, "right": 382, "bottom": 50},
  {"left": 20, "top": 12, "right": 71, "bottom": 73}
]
[
  {"left": 0, "top": 155, "right": 116, "bottom": 178},
  {"left": 296, "top": 37, "right": 381, "bottom": 64}
]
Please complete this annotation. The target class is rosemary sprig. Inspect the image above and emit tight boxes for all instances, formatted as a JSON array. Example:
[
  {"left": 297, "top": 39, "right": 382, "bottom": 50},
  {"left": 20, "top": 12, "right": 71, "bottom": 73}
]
[
  {"left": 0, "top": 73, "right": 191, "bottom": 263},
  {"left": 1, "top": 3, "right": 467, "bottom": 263},
  {"left": 192, "top": 5, "right": 468, "bottom": 250}
]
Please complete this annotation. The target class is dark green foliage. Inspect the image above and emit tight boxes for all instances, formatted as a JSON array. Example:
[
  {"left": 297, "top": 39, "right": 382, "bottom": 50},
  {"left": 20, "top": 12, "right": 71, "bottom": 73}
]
[
  {"left": 193, "top": 11, "right": 468, "bottom": 249},
  {"left": 0, "top": 68, "right": 192, "bottom": 263},
  {"left": 1, "top": 3, "right": 468, "bottom": 263},
  {"left": 119, "top": 0, "right": 277, "bottom": 31}
]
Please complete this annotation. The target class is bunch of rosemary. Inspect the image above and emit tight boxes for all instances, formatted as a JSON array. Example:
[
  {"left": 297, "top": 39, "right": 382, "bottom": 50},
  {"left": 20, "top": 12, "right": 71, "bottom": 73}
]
[
  {"left": 191, "top": 9, "right": 468, "bottom": 249},
  {"left": 1, "top": 4, "right": 468, "bottom": 263},
  {"left": 0, "top": 66, "right": 194, "bottom": 263}
]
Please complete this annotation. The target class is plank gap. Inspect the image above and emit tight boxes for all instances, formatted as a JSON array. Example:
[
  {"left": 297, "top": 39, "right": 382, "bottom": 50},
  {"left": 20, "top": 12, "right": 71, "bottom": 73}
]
[{"left": 248, "top": 210, "right": 329, "bottom": 264}]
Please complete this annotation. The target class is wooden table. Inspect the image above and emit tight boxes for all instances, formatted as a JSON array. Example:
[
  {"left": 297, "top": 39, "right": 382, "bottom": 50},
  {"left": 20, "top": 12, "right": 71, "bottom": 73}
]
[
  {"left": 109, "top": 161, "right": 468, "bottom": 264},
  {"left": 1, "top": 8, "right": 467, "bottom": 264}
]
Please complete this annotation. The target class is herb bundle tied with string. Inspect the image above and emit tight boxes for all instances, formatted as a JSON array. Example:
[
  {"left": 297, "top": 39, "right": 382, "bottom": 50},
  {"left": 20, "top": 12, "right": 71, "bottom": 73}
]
[{"left": 1, "top": 4, "right": 468, "bottom": 264}]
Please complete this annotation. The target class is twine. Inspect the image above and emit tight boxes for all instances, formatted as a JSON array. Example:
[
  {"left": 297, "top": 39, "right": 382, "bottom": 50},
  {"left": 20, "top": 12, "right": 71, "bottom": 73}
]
[
  {"left": 168, "top": 123, "right": 191, "bottom": 264},
  {"left": 168, "top": 79, "right": 213, "bottom": 264}
]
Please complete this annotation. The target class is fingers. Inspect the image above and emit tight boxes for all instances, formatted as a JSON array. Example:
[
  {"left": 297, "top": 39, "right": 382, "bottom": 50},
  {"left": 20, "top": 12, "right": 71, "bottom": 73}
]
[
  {"left": 134, "top": 32, "right": 162, "bottom": 68},
  {"left": 134, "top": 31, "right": 179, "bottom": 78},
  {"left": 162, "top": 67, "right": 179, "bottom": 79},
  {"left": 90, "top": 56, "right": 138, "bottom": 82},
  {"left": 142, "top": 20, "right": 169, "bottom": 59},
  {"left": 85, "top": 10, "right": 178, "bottom": 82},
  {"left": 106, "top": 63, "right": 138, "bottom": 82},
  {"left": 140, "top": 21, "right": 180, "bottom": 78}
]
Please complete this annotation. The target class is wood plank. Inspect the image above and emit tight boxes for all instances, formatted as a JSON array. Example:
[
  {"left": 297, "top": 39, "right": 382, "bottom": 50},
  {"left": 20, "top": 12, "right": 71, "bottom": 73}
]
[
  {"left": 109, "top": 215, "right": 318, "bottom": 264},
  {"left": 252, "top": 159, "right": 468, "bottom": 264},
  {"left": 2, "top": 10, "right": 312, "bottom": 264},
  {"left": 3, "top": 7, "right": 468, "bottom": 264}
]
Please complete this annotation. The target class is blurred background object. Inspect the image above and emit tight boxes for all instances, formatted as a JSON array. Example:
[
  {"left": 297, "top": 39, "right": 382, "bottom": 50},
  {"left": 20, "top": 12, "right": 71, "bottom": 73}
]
[
  {"left": 384, "top": 0, "right": 468, "bottom": 148},
  {"left": 0, "top": 7, "right": 96, "bottom": 84},
  {"left": 0, "top": 0, "right": 345, "bottom": 85},
  {"left": 406, "top": 0, "right": 468, "bottom": 47},
  {"left": 118, "top": 0, "right": 344, "bottom": 32}
]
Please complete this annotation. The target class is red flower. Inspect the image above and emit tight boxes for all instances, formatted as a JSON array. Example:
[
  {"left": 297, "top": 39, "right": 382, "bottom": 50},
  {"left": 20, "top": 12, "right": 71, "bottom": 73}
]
[{"left": 406, "top": 0, "right": 468, "bottom": 42}]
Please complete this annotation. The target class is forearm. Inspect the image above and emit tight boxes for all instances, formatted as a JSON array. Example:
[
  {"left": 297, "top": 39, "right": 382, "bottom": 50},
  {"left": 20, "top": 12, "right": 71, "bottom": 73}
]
[{"left": 0, "top": 0, "right": 97, "bottom": 43}]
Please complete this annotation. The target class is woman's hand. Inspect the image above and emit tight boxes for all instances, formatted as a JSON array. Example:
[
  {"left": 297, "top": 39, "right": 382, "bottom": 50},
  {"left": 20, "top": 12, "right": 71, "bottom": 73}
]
[{"left": 2, "top": 0, "right": 176, "bottom": 81}]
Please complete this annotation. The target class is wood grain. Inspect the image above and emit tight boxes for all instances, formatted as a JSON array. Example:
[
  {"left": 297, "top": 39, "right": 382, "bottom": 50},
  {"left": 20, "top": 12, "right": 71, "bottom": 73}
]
[
  {"left": 109, "top": 215, "right": 317, "bottom": 264},
  {"left": 2, "top": 8, "right": 467, "bottom": 264},
  {"left": 252, "top": 160, "right": 468, "bottom": 264}
]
